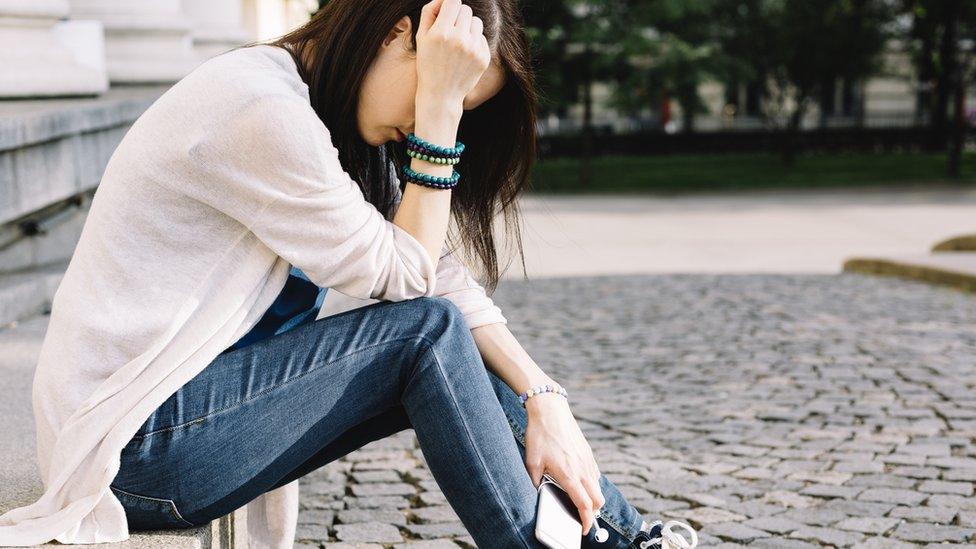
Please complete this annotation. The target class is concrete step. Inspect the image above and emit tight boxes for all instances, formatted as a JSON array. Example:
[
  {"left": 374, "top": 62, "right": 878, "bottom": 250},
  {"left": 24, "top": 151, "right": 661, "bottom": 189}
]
[
  {"left": 843, "top": 252, "right": 976, "bottom": 292},
  {"left": 0, "top": 262, "right": 67, "bottom": 327},
  {"left": 0, "top": 314, "right": 241, "bottom": 548},
  {"left": 0, "top": 86, "right": 166, "bottom": 227},
  {"left": 0, "top": 192, "right": 91, "bottom": 275}
]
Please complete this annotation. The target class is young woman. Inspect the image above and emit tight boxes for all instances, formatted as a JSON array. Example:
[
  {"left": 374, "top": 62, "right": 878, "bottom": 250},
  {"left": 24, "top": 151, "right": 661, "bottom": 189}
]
[{"left": 0, "top": 1, "right": 697, "bottom": 548}]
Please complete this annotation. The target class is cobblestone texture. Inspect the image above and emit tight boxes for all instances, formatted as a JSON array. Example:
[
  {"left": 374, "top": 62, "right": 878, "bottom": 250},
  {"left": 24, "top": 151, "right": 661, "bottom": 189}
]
[{"left": 295, "top": 273, "right": 976, "bottom": 548}]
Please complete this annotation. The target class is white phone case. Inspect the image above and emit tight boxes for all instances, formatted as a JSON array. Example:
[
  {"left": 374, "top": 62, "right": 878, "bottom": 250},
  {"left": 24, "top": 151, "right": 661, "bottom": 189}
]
[{"left": 535, "top": 475, "right": 583, "bottom": 549}]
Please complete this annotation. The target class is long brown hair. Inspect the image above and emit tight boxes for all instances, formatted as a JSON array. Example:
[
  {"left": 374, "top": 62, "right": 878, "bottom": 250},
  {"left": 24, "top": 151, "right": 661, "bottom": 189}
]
[{"left": 246, "top": 0, "right": 537, "bottom": 293}]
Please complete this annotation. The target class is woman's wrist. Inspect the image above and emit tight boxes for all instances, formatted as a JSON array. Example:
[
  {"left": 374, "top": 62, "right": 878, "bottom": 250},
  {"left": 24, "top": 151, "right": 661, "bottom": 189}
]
[
  {"left": 517, "top": 375, "right": 570, "bottom": 414},
  {"left": 512, "top": 370, "right": 557, "bottom": 398},
  {"left": 415, "top": 99, "right": 462, "bottom": 143},
  {"left": 525, "top": 390, "right": 571, "bottom": 416},
  {"left": 416, "top": 91, "right": 464, "bottom": 123},
  {"left": 412, "top": 102, "right": 462, "bottom": 180}
]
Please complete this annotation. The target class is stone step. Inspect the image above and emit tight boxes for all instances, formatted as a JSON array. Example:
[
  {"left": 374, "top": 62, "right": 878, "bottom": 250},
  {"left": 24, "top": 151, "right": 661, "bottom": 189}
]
[
  {"left": 0, "top": 85, "right": 164, "bottom": 247},
  {"left": 0, "top": 314, "right": 242, "bottom": 548},
  {"left": 0, "top": 191, "right": 91, "bottom": 276},
  {"left": 0, "top": 262, "right": 67, "bottom": 327},
  {"left": 842, "top": 252, "right": 976, "bottom": 292}
]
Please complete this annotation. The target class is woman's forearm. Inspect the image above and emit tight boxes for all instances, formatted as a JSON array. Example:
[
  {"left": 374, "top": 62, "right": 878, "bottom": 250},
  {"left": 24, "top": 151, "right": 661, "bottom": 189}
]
[
  {"left": 470, "top": 322, "right": 558, "bottom": 396},
  {"left": 391, "top": 103, "right": 463, "bottom": 269}
]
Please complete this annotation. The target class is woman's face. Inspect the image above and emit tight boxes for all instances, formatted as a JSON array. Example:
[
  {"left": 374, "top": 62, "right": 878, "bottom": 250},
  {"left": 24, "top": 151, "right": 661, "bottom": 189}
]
[{"left": 358, "top": 15, "right": 506, "bottom": 147}]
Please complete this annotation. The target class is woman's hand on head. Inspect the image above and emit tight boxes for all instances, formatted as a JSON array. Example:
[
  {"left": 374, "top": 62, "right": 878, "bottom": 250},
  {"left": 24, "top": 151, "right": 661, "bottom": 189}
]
[
  {"left": 523, "top": 392, "right": 606, "bottom": 537},
  {"left": 415, "top": 0, "right": 491, "bottom": 115}
]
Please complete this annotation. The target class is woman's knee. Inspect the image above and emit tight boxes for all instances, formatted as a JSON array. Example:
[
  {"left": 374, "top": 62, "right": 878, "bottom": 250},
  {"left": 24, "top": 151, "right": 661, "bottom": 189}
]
[
  {"left": 407, "top": 297, "right": 486, "bottom": 373},
  {"left": 409, "top": 296, "right": 470, "bottom": 339}
]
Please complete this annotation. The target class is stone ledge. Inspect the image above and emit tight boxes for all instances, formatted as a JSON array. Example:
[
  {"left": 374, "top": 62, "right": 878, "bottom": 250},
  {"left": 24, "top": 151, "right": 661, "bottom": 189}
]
[
  {"left": 0, "top": 86, "right": 167, "bottom": 225},
  {"left": 0, "top": 314, "right": 244, "bottom": 548},
  {"left": 0, "top": 515, "right": 236, "bottom": 549},
  {"left": 0, "top": 86, "right": 166, "bottom": 151},
  {"left": 842, "top": 252, "right": 976, "bottom": 292},
  {"left": 0, "top": 261, "right": 67, "bottom": 327},
  {"left": 0, "top": 192, "right": 91, "bottom": 275}
]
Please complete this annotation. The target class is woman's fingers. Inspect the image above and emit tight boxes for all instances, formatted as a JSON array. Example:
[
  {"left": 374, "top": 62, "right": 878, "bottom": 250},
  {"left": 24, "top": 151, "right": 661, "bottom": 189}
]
[
  {"left": 561, "top": 472, "right": 596, "bottom": 535},
  {"left": 581, "top": 471, "right": 605, "bottom": 513},
  {"left": 419, "top": 0, "right": 447, "bottom": 34},
  {"left": 454, "top": 2, "right": 473, "bottom": 30},
  {"left": 433, "top": 0, "right": 462, "bottom": 32},
  {"left": 525, "top": 452, "right": 545, "bottom": 489},
  {"left": 586, "top": 449, "right": 606, "bottom": 508}
]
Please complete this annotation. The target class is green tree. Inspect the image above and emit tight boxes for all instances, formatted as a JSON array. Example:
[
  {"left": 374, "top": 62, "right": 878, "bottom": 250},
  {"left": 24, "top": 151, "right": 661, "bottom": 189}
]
[
  {"left": 522, "top": 0, "right": 583, "bottom": 122},
  {"left": 607, "top": 0, "right": 726, "bottom": 134},
  {"left": 714, "top": 0, "right": 894, "bottom": 163},
  {"left": 901, "top": 0, "right": 976, "bottom": 176},
  {"left": 523, "top": 0, "right": 627, "bottom": 186}
]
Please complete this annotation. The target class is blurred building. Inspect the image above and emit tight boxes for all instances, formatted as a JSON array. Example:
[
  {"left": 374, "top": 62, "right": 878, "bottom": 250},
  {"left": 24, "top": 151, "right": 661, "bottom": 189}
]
[
  {"left": 547, "top": 38, "right": 975, "bottom": 135},
  {"left": 691, "top": 39, "right": 927, "bottom": 132},
  {"left": 0, "top": 0, "right": 315, "bottom": 324}
]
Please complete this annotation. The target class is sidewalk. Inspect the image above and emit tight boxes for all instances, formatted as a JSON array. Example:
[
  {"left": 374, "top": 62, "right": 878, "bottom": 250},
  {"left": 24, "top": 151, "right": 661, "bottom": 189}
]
[{"left": 508, "top": 185, "right": 976, "bottom": 277}]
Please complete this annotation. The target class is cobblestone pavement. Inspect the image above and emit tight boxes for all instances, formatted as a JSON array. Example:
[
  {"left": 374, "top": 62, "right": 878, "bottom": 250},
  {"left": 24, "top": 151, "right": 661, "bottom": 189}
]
[{"left": 294, "top": 273, "right": 976, "bottom": 548}]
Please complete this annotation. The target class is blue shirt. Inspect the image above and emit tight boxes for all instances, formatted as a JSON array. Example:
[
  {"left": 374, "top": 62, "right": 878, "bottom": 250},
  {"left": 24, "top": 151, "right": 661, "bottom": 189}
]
[{"left": 223, "top": 265, "right": 327, "bottom": 353}]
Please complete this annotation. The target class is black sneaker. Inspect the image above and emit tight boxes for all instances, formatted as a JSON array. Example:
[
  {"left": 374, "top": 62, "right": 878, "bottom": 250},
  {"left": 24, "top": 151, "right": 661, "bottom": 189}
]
[{"left": 629, "top": 520, "right": 698, "bottom": 549}]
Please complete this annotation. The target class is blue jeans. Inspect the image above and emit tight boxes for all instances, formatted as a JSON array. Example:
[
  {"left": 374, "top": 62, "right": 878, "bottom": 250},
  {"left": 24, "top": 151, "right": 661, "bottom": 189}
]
[{"left": 110, "top": 296, "right": 646, "bottom": 548}]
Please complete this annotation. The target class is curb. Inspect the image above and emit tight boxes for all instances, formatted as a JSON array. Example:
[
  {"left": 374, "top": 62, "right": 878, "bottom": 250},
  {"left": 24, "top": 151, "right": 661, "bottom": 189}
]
[
  {"left": 932, "top": 234, "right": 976, "bottom": 252},
  {"left": 842, "top": 254, "right": 976, "bottom": 293}
]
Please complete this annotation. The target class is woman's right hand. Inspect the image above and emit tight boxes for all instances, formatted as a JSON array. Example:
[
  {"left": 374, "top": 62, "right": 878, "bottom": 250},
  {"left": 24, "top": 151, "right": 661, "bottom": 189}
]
[{"left": 415, "top": 0, "right": 491, "bottom": 115}]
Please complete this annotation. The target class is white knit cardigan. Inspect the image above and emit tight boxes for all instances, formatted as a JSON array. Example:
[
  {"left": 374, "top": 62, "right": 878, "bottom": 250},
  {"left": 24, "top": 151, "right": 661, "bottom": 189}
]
[{"left": 0, "top": 44, "right": 506, "bottom": 547}]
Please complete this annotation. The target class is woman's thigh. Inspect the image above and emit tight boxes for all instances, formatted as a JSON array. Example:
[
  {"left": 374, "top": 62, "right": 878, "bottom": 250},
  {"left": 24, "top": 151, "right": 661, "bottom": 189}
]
[
  {"left": 111, "top": 296, "right": 463, "bottom": 529},
  {"left": 274, "top": 367, "right": 643, "bottom": 548},
  {"left": 267, "top": 367, "right": 522, "bottom": 492}
]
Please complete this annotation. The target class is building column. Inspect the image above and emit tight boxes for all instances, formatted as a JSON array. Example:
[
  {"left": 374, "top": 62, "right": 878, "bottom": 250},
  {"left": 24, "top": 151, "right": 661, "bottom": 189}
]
[
  {"left": 69, "top": 0, "right": 198, "bottom": 84},
  {"left": 0, "top": 0, "right": 107, "bottom": 97},
  {"left": 241, "top": 0, "right": 315, "bottom": 43},
  {"left": 181, "top": 0, "right": 251, "bottom": 62}
]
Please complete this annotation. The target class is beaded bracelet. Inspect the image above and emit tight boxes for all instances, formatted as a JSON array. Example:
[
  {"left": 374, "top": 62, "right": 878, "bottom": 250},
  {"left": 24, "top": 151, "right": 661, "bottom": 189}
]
[
  {"left": 407, "top": 132, "right": 465, "bottom": 157},
  {"left": 518, "top": 383, "right": 569, "bottom": 406},
  {"left": 401, "top": 163, "right": 460, "bottom": 189},
  {"left": 406, "top": 133, "right": 463, "bottom": 163},
  {"left": 407, "top": 146, "right": 461, "bottom": 165}
]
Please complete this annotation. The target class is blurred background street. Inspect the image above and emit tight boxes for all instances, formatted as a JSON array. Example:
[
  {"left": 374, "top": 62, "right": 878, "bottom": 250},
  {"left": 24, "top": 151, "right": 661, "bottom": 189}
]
[{"left": 513, "top": 187, "right": 976, "bottom": 276}]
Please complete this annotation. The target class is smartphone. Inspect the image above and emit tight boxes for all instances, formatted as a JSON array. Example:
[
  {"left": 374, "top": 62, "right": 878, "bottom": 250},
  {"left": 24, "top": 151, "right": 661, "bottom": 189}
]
[{"left": 535, "top": 474, "right": 583, "bottom": 549}]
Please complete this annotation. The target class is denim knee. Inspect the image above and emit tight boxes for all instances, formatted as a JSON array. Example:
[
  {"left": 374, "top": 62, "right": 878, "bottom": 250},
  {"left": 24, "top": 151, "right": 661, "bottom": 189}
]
[
  {"left": 407, "top": 297, "right": 486, "bottom": 375},
  {"left": 410, "top": 296, "right": 469, "bottom": 340},
  {"left": 412, "top": 295, "right": 463, "bottom": 317}
]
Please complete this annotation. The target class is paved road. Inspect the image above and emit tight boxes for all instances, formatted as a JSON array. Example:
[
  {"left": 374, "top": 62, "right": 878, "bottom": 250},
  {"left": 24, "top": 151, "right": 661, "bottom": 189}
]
[
  {"left": 295, "top": 272, "right": 976, "bottom": 548},
  {"left": 510, "top": 186, "right": 976, "bottom": 277}
]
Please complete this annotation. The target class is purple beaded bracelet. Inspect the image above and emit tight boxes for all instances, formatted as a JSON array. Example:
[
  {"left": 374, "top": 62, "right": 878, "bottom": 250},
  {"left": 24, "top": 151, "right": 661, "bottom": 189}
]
[{"left": 518, "top": 383, "right": 569, "bottom": 406}]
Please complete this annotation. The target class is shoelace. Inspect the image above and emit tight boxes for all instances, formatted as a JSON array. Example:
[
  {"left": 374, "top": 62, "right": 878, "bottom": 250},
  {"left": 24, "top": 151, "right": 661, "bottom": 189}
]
[{"left": 639, "top": 520, "right": 699, "bottom": 549}]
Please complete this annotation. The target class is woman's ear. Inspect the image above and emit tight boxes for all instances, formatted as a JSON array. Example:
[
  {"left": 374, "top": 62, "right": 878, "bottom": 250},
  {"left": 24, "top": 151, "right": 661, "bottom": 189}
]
[{"left": 383, "top": 15, "right": 413, "bottom": 48}]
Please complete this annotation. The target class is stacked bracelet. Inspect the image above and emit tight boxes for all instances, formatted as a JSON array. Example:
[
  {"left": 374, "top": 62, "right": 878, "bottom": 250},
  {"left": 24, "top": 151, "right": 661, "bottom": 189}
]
[
  {"left": 401, "top": 164, "right": 460, "bottom": 189},
  {"left": 518, "top": 383, "right": 569, "bottom": 406},
  {"left": 401, "top": 133, "right": 465, "bottom": 190},
  {"left": 407, "top": 142, "right": 462, "bottom": 165},
  {"left": 406, "top": 132, "right": 465, "bottom": 164}
]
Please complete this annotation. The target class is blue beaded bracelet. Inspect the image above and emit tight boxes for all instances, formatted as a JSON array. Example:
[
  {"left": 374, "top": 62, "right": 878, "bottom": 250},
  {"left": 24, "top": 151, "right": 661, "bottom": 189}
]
[
  {"left": 407, "top": 147, "right": 461, "bottom": 165},
  {"left": 401, "top": 163, "right": 460, "bottom": 189},
  {"left": 518, "top": 383, "right": 569, "bottom": 406},
  {"left": 407, "top": 132, "right": 465, "bottom": 156}
]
